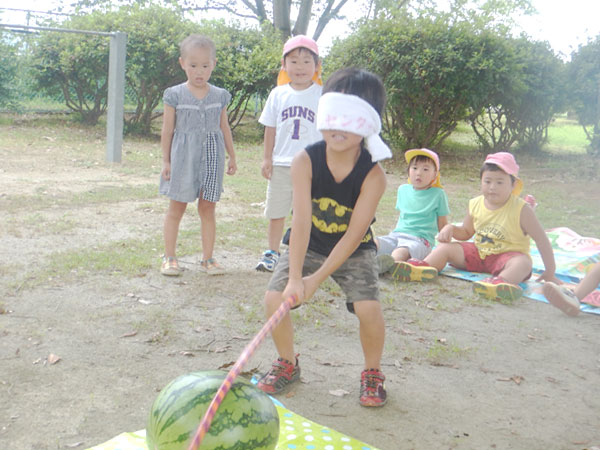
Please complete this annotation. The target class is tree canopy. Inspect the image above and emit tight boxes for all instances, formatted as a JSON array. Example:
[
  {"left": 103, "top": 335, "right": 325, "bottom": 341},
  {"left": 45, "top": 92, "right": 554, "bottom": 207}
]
[
  {"left": 326, "top": 16, "right": 516, "bottom": 149},
  {"left": 29, "top": 5, "right": 281, "bottom": 133},
  {"left": 568, "top": 35, "right": 600, "bottom": 156}
]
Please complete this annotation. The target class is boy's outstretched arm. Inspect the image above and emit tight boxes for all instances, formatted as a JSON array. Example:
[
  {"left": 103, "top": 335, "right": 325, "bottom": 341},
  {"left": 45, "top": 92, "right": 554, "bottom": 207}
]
[
  {"left": 282, "top": 150, "right": 313, "bottom": 304},
  {"left": 520, "top": 205, "right": 559, "bottom": 283},
  {"left": 303, "top": 164, "right": 387, "bottom": 299},
  {"left": 436, "top": 210, "right": 475, "bottom": 243}
]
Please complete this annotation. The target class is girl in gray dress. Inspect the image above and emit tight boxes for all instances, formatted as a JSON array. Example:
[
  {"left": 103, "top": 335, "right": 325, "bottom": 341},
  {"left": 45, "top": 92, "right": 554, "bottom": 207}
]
[{"left": 160, "top": 35, "right": 236, "bottom": 276}]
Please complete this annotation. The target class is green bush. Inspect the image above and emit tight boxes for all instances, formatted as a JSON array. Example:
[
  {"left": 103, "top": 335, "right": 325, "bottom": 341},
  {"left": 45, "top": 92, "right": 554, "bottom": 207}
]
[
  {"left": 28, "top": 6, "right": 282, "bottom": 134},
  {"left": 31, "top": 15, "right": 112, "bottom": 124},
  {"left": 0, "top": 31, "right": 19, "bottom": 109},
  {"left": 470, "top": 37, "right": 565, "bottom": 153},
  {"left": 326, "top": 16, "right": 514, "bottom": 151},
  {"left": 568, "top": 35, "right": 600, "bottom": 156},
  {"left": 201, "top": 21, "right": 282, "bottom": 129},
  {"left": 109, "top": 5, "right": 196, "bottom": 134}
]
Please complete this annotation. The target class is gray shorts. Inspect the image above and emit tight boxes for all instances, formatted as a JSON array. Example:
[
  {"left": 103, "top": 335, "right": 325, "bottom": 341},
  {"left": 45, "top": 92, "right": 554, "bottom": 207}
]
[
  {"left": 265, "top": 166, "right": 292, "bottom": 219},
  {"left": 267, "top": 248, "right": 380, "bottom": 311},
  {"left": 376, "top": 232, "right": 432, "bottom": 261}
]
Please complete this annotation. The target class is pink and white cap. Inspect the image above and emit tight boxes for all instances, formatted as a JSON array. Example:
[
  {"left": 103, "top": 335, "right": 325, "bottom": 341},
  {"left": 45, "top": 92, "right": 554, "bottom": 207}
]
[
  {"left": 282, "top": 35, "right": 319, "bottom": 57},
  {"left": 484, "top": 152, "right": 523, "bottom": 195},
  {"left": 277, "top": 35, "right": 321, "bottom": 86}
]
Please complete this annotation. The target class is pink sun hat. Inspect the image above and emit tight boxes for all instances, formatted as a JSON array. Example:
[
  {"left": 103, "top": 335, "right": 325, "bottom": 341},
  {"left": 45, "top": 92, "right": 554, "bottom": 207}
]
[
  {"left": 277, "top": 35, "right": 322, "bottom": 86},
  {"left": 282, "top": 35, "right": 319, "bottom": 57},
  {"left": 484, "top": 152, "right": 523, "bottom": 195},
  {"left": 405, "top": 148, "right": 443, "bottom": 188}
]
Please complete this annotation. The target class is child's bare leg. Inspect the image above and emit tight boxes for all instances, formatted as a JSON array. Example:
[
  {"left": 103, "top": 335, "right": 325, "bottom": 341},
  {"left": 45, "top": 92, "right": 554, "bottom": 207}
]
[
  {"left": 425, "top": 242, "right": 466, "bottom": 272},
  {"left": 497, "top": 254, "right": 532, "bottom": 285},
  {"left": 197, "top": 198, "right": 216, "bottom": 261},
  {"left": 391, "top": 247, "right": 410, "bottom": 262},
  {"left": 268, "top": 217, "right": 285, "bottom": 252},
  {"left": 574, "top": 262, "right": 600, "bottom": 299},
  {"left": 163, "top": 200, "right": 187, "bottom": 257},
  {"left": 264, "top": 291, "right": 295, "bottom": 362},
  {"left": 353, "top": 300, "right": 385, "bottom": 369}
]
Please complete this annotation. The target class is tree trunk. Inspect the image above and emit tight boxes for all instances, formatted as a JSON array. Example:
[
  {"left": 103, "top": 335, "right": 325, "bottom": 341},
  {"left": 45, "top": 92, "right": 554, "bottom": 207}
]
[
  {"left": 293, "top": 0, "right": 313, "bottom": 35},
  {"left": 273, "top": 0, "right": 292, "bottom": 37}
]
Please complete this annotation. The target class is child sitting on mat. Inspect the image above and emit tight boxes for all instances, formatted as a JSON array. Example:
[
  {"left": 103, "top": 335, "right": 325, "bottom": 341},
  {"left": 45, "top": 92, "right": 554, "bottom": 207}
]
[
  {"left": 257, "top": 68, "right": 391, "bottom": 407},
  {"left": 542, "top": 262, "right": 600, "bottom": 316},
  {"left": 376, "top": 148, "right": 450, "bottom": 276},
  {"left": 393, "top": 152, "right": 560, "bottom": 302}
]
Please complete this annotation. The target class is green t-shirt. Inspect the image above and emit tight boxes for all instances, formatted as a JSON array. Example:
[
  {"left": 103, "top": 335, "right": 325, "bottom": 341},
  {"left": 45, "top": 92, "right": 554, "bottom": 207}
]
[{"left": 393, "top": 184, "right": 450, "bottom": 246}]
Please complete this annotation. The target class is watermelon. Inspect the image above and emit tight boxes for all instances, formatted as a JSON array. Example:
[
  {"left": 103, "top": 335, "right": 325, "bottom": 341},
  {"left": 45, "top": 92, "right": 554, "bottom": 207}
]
[{"left": 146, "top": 370, "right": 279, "bottom": 450}]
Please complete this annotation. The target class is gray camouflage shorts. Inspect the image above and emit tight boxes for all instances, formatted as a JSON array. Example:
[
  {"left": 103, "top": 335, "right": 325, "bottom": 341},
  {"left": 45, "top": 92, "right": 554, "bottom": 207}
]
[{"left": 267, "top": 248, "right": 380, "bottom": 312}]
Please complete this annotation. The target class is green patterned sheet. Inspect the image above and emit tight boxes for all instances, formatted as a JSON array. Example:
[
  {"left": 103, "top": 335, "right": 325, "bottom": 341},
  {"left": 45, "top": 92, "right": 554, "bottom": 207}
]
[
  {"left": 86, "top": 405, "right": 378, "bottom": 450},
  {"left": 441, "top": 227, "right": 600, "bottom": 315}
]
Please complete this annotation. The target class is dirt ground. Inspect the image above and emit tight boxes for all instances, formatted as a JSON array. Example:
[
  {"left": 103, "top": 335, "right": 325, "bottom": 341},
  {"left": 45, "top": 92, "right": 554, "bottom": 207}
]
[{"left": 1, "top": 123, "right": 599, "bottom": 450}]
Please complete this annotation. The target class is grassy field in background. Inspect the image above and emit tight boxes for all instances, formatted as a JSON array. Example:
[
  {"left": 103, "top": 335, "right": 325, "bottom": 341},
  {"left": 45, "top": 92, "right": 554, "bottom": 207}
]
[{"left": 2, "top": 112, "right": 599, "bottom": 247}]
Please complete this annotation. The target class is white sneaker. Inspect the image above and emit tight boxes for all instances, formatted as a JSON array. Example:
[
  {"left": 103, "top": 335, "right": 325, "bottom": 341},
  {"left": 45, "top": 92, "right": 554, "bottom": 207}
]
[
  {"left": 542, "top": 282, "right": 580, "bottom": 316},
  {"left": 255, "top": 250, "right": 280, "bottom": 272}
]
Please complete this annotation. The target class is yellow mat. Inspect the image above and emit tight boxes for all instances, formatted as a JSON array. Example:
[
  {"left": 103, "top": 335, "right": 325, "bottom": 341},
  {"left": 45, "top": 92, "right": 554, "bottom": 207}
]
[{"left": 87, "top": 405, "right": 379, "bottom": 450}]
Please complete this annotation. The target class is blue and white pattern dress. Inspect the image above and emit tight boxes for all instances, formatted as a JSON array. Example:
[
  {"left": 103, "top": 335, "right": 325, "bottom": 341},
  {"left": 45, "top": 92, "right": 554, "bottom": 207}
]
[{"left": 159, "top": 82, "right": 231, "bottom": 203}]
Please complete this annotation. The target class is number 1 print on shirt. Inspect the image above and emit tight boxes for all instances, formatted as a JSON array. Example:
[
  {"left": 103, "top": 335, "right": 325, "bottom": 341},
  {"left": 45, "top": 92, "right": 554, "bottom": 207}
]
[{"left": 291, "top": 119, "right": 300, "bottom": 140}]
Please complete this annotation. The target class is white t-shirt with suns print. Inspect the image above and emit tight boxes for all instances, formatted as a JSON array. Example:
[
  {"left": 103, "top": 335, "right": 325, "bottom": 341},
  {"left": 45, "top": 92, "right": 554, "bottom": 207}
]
[{"left": 259, "top": 82, "right": 322, "bottom": 167}]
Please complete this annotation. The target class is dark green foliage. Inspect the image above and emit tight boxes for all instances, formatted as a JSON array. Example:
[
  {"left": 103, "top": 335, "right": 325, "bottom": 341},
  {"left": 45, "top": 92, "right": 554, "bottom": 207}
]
[
  {"left": 201, "top": 21, "right": 282, "bottom": 130},
  {"left": 31, "top": 14, "right": 112, "bottom": 124},
  {"left": 28, "top": 5, "right": 281, "bottom": 134},
  {"left": 326, "top": 16, "right": 515, "bottom": 150},
  {"left": 568, "top": 35, "right": 600, "bottom": 156},
  {"left": 0, "top": 31, "right": 19, "bottom": 109},
  {"left": 29, "top": 5, "right": 194, "bottom": 130},
  {"left": 470, "top": 37, "right": 565, "bottom": 153},
  {"left": 108, "top": 5, "right": 196, "bottom": 134}
]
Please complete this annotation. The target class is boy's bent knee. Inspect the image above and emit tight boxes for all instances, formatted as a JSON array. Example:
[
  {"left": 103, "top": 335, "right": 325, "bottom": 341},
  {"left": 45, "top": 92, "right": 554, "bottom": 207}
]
[
  {"left": 264, "top": 291, "right": 285, "bottom": 312},
  {"left": 350, "top": 299, "right": 382, "bottom": 316}
]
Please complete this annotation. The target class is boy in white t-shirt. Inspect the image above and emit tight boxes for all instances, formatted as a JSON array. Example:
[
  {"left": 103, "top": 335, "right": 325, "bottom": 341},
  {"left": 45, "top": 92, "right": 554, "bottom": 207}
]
[{"left": 256, "top": 35, "right": 323, "bottom": 272}]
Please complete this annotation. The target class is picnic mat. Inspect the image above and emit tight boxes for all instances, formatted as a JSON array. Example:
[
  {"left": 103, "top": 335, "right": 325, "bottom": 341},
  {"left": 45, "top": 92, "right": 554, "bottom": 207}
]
[
  {"left": 86, "top": 403, "right": 379, "bottom": 450},
  {"left": 441, "top": 227, "right": 600, "bottom": 315}
]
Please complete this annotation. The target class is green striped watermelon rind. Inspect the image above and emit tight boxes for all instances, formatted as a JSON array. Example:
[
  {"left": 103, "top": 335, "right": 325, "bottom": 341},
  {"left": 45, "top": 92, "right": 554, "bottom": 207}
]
[{"left": 146, "top": 370, "right": 279, "bottom": 450}]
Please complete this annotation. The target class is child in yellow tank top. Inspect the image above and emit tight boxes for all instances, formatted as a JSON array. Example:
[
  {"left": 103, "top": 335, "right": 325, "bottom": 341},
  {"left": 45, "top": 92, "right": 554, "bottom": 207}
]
[{"left": 390, "top": 152, "right": 560, "bottom": 303}]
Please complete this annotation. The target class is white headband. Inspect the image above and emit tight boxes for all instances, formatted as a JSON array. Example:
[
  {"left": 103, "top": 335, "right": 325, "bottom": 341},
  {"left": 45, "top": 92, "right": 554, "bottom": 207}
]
[{"left": 316, "top": 92, "right": 392, "bottom": 162}]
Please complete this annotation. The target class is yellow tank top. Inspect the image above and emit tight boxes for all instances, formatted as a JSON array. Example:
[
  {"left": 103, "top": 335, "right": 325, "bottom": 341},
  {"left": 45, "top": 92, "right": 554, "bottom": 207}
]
[{"left": 469, "top": 194, "right": 530, "bottom": 259}]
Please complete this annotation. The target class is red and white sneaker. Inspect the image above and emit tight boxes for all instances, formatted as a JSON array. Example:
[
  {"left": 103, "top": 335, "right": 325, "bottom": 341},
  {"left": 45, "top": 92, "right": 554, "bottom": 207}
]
[
  {"left": 542, "top": 282, "right": 580, "bottom": 316},
  {"left": 391, "top": 258, "right": 438, "bottom": 282},
  {"left": 257, "top": 355, "right": 300, "bottom": 394},
  {"left": 359, "top": 368, "right": 387, "bottom": 407},
  {"left": 472, "top": 276, "right": 522, "bottom": 302}
]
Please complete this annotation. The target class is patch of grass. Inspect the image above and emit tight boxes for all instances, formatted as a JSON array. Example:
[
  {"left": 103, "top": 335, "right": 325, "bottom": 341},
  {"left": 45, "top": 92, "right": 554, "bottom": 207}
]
[
  {"left": 131, "top": 309, "right": 175, "bottom": 344},
  {"left": 3, "top": 184, "right": 159, "bottom": 213},
  {"left": 2, "top": 112, "right": 600, "bottom": 299},
  {"left": 218, "top": 215, "right": 268, "bottom": 254},
  {"left": 233, "top": 118, "right": 264, "bottom": 146},
  {"left": 426, "top": 340, "right": 471, "bottom": 366},
  {"left": 7, "top": 235, "right": 164, "bottom": 293},
  {"left": 233, "top": 300, "right": 262, "bottom": 328},
  {"left": 545, "top": 116, "right": 589, "bottom": 154}
]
